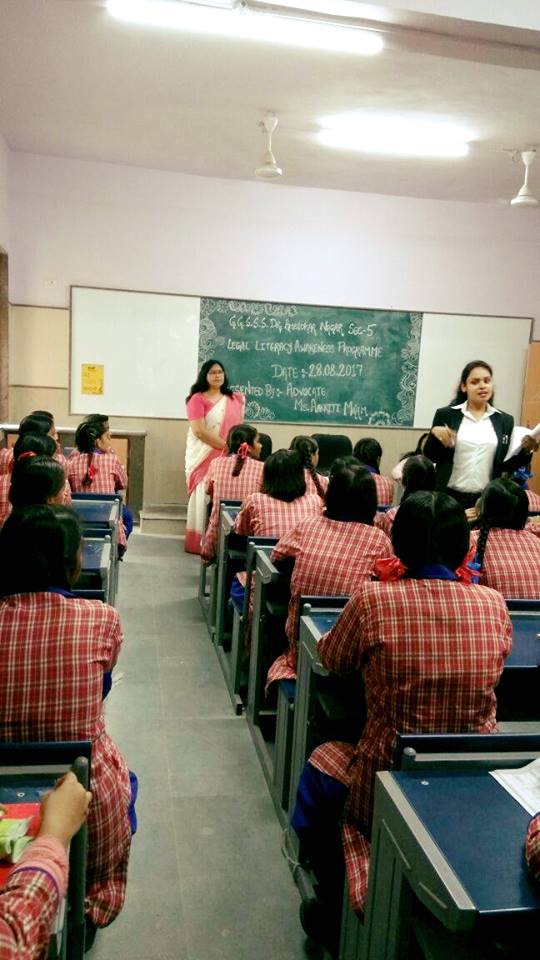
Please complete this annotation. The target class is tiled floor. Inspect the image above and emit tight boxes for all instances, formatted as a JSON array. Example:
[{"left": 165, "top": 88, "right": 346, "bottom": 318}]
[{"left": 92, "top": 532, "right": 316, "bottom": 960}]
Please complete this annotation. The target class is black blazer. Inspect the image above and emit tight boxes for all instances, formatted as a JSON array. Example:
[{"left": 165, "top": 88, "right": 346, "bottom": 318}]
[{"left": 424, "top": 405, "right": 519, "bottom": 492}]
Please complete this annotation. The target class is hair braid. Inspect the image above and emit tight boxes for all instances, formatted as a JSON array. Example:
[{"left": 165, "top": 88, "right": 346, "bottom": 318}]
[
  {"left": 83, "top": 451, "right": 94, "bottom": 487},
  {"left": 475, "top": 520, "right": 491, "bottom": 569},
  {"left": 307, "top": 460, "right": 325, "bottom": 500},
  {"left": 232, "top": 451, "right": 245, "bottom": 478}
]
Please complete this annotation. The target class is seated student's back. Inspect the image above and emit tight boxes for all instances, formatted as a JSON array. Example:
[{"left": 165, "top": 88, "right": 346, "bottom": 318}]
[
  {"left": 201, "top": 424, "right": 263, "bottom": 563},
  {"left": 0, "top": 505, "right": 132, "bottom": 933},
  {"left": 68, "top": 419, "right": 128, "bottom": 551},
  {"left": 267, "top": 464, "right": 392, "bottom": 687},
  {"left": 375, "top": 454, "right": 436, "bottom": 538},
  {"left": 0, "top": 434, "right": 58, "bottom": 528},
  {"left": 234, "top": 450, "right": 323, "bottom": 538},
  {"left": 353, "top": 437, "right": 394, "bottom": 506},
  {"left": 289, "top": 436, "right": 328, "bottom": 500},
  {"left": 471, "top": 478, "right": 540, "bottom": 598}
]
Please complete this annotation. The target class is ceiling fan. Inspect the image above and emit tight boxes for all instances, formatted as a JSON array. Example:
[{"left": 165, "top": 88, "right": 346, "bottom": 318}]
[
  {"left": 510, "top": 150, "right": 538, "bottom": 207},
  {"left": 254, "top": 114, "right": 283, "bottom": 181}
]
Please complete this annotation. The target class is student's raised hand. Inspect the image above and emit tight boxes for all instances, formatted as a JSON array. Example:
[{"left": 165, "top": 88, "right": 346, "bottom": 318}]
[
  {"left": 39, "top": 772, "right": 92, "bottom": 849},
  {"left": 431, "top": 425, "right": 456, "bottom": 448}
]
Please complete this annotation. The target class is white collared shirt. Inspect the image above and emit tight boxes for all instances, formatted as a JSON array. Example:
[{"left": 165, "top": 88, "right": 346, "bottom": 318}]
[{"left": 448, "top": 401, "right": 498, "bottom": 493}]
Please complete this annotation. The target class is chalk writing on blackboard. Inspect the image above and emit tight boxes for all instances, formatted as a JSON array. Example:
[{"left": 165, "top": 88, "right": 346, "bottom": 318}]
[{"left": 199, "top": 298, "right": 422, "bottom": 427}]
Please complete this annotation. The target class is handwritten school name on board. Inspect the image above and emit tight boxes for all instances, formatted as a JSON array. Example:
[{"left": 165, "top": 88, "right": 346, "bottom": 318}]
[{"left": 199, "top": 298, "right": 422, "bottom": 426}]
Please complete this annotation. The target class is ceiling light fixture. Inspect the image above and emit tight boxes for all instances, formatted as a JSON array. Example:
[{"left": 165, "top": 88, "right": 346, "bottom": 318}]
[
  {"left": 316, "top": 114, "right": 471, "bottom": 159},
  {"left": 510, "top": 150, "right": 538, "bottom": 207},
  {"left": 106, "top": 0, "right": 384, "bottom": 55}
]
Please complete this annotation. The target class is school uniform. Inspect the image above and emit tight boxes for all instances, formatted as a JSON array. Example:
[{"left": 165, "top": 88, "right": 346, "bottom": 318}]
[
  {"left": 266, "top": 516, "right": 392, "bottom": 686},
  {"left": 303, "top": 578, "right": 512, "bottom": 914},
  {"left": 0, "top": 447, "right": 11, "bottom": 476},
  {"left": 67, "top": 450, "right": 128, "bottom": 548},
  {"left": 358, "top": 465, "right": 394, "bottom": 507},
  {"left": 526, "top": 814, "right": 540, "bottom": 881},
  {"left": 0, "top": 592, "right": 132, "bottom": 926},
  {"left": 0, "top": 474, "right": 10, "bottom": 527},
  {"left": 303, "top": 469, "right": 328, "bottom": 498},
  {"left": 470, "top": 527, "right": 540, "bottom": 598},
  {"left": 373, "top": 504, "right": 398, "bottom": 538},
  {"left": 424, "top": 402, "right": 517, "bottom": 502},
  {"left": 233, "top": 491, "right": 323, "bottom": 538},
  {"left": 200, "top": 456, "right": 263, "bottom": 563},
  {"left": 0, "top": 835, "right": 68, "bottom": 960},
  {"left": 527, "top": 489, "right": 540, "bottom": 513}
]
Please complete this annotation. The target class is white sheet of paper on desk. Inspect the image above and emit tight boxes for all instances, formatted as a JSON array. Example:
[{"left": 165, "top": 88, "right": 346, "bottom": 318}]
[
  {"left": 504, "top": 423, "right": 540, "bottom": 462},
  {"left": 490, "top": 758, "right": 540, "bottom": 815}
]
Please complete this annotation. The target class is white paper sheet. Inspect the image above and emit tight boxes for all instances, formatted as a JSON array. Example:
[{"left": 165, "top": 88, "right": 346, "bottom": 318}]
[
  {"left": 504, "top": 423, "right": 540, "bottom": 462},
  {"left": 490, "top": 758, "right": 540, "bottom": 815}
]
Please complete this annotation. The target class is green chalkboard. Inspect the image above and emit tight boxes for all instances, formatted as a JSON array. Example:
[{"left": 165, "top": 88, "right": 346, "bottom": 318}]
[{"left": 199, "top": 297, "right": 423, "bottom": 426}]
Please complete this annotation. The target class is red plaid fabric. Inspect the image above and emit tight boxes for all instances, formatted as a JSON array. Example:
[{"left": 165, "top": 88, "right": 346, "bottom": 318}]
[
  {"left": 0, "top": 853, "right": 65, "bottom": 959},
  {"left": 201, "top": 456, "right": 263, "bottom": 562},
  {"left": 67, "top": 452, "right": 128, "bottom": 549},
  {"left": 266, "top": 517, "right": 392, "bottom": 685},
  {"left": 304, "top": 470, "right": 328, "bottom": 498},
  {"left": 308, "top": 579, "right": 512, "bottom": 912},
  {"left": 0, "top": 593, "right": 132, "bottom": 926},
  {"left": 471, "top": 527, "right": 540, "bottom": 598},
  {"left": 373, "top": 505, "right": 398, "bottom": 538},
  {"left": 526, "top": 813, "right": 540, "bottom": 882},
  {"left": 372, "top": 473, "right": 394, "bottom": 507},
  {"left": 527, "top": 490, "right": 540, "bottom": 513},
  {"left": 527, "top": 518, "right": 540, "bottom": 539},
  {"left": 0, "top": 473, "right": 10, "bottom": 527},
  {"left": 0, "top": 447, "right": 11, "bottom": 476},
  {"left": 233, "top": 492, "right": 324, "bottom": 538}
]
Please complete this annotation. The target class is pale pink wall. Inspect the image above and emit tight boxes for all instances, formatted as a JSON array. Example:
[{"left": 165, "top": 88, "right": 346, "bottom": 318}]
[
  {"left": 0, "top": 134, "right": 9, "bottom": 251},
  {"left": 7, "top": 151, "right": 540, "bottom": 336}
]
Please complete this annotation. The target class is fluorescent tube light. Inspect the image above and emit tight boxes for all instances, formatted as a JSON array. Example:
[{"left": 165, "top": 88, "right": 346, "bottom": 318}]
[
  {"left": 316, "top": 114, "right": 471, "bottom": 158},
  {"left": 106, "top": 0, "right": 384, "bottom": 55}
]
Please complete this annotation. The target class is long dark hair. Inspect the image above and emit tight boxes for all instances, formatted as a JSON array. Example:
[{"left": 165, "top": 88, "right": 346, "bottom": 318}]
[
  {"left": 227, "top": 424, "right": 259, "bottom": 477},
  {"left": 325, "top": 464, "right": 377, "bottom": 524},
  {"left": 476, "top": 479, "right": 529, "bottom": 568},
  {"left": 262, "top": 450, "right": 306, "bottom": 503},
  {"left": 186, "top": 360, "right": 233, "bottom": 402},
  {"left": 401, "top": 455, "right": 436, "bottom": 502},
  {"left": 75, "top": 419, "right": 107, "bottom": 487},
  {"left": 10, "top": 456, "right": 65, "bottom": 509},
  {"left": 353, "top": 438, "right": 382, "bottom": 471},
  {"left": 0, "top": 504, "right": 81, "bottom": 595},
  {"left": 392, "top": 491, "right": 469, "bottom": 572},
  {"left": 450, "top": 360, "right": 493, "bottom": 406},
  {"left": 18, "top": 414, "right": 51, "bottom": 438},
  {"left": 13, "top": 432, "right": 56, "bottom": 462},
  {"left": 289, "top": 436, "right": 325, "bottom": 500}
]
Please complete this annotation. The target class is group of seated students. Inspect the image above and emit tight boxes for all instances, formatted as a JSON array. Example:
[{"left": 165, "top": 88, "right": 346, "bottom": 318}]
[
  {"left": 200, "top": 421, "right": 540, "bottom": 957},
  {"left": 0, "top": 410, "right": 134, "bottom": 956}
]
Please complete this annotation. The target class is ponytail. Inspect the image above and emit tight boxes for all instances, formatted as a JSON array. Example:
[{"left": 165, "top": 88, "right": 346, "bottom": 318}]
[
  {"left": 83, "top": 452, "right": 96, "bottom": 488},
  {"left": 289, "top": 436, "right": 325, "bottom": 500},
  {"left": 227, "top": 423, "right": 258, "bottom": 478}
]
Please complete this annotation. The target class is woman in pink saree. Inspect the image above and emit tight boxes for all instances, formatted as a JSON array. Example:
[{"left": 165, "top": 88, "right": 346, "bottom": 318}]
[{"left": 184, "top": 360, "right": 245, "bottom": 554}]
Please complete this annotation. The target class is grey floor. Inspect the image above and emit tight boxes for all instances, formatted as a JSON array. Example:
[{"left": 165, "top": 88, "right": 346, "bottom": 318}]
[{"left": 92, "top": 532, "right": 317, "bottom": 960}]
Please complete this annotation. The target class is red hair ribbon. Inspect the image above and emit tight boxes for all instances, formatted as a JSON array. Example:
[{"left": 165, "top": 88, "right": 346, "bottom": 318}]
[
  {"left": 374, "top": 556, "right": 406, "bottom": 581},
  {"left": 454, "top": 544, "right": 477, "bottom": 584},
  {"left": 238, "top": 442, "right": 249, "bottom": 460},
  {"left": 17, "top": 451, "right": 37, "bottom": 462}
]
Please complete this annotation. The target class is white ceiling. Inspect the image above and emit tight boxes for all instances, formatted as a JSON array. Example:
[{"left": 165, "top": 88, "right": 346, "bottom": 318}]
[{"left": 1, "top": 0, "right": 540, "bottom": 203}]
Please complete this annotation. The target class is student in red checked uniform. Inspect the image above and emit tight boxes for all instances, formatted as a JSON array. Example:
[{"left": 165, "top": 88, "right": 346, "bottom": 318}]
[
  {"left": 0, "top": 506, "right": 134, "bottom": 944},
  {"left": 289, "top": 436, "right": 328, "bottom": 500},
  {"left": 353, "top": 437, "right": 394, "bottom": 507},
  {"left": 67, "top": 419, "right": 128, "bottom": 554},
  {"left": 0, "top": 435, "right": 59, "bottom": 528},
  {"left": 200, "top": 424, "right": 263, "bottom": 564},
  {"left": 0, "top": 773, "right": 92, "bottom": 960},
  {"left": 374, "top": 454, "right": 435, "bottom": 539},
  {"left": 470, "top": 478, "right": 540, "bottom": 599},
  {"left": 233, "top": 450, "right": 323, "bottom": 538},
  {"left": 291, "top": 492, "right": 512, "bottom": 956},
  {"left": 266, "top": 463, "right": 392, "bottom": 688}
]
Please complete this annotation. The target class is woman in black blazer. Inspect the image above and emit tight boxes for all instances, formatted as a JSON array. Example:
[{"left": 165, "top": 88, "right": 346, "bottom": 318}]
[{"left": 424, "top": 360, "right": 536, "bottom": 509}]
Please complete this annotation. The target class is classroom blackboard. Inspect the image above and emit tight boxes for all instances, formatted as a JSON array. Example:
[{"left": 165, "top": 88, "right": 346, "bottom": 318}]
[{"left": 199, "top": 297, "right": 423, "bottom": 426}]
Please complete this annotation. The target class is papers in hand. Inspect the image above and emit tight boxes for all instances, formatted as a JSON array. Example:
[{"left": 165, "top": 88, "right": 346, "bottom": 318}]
[
  {"left": 491, "top": 758, "right": 540, "bottom": 815},
  {"left": 504, "top": 423, "right": 540, "bottom": 462}
]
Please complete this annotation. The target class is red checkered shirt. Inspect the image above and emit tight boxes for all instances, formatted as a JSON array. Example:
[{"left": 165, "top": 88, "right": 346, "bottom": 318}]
[
  {"left": 373, "top": 505, "right": 398, "bottom": 539},
  {"left": 0, "top": 592, "right": 132, "bottom": 926},
  {"left": 471, "top": 527, "right": 540, "bottom": 599},
  {"left": 0, "top": 474, "right": 10, "bottom": 527},
  {"left": 526, "top": 813, "right": 540, "bottom": 882},
  {"left": 0, "top": 837, "right": 68, "bottom": 960},
  {"left": 304, "top": 470, "right": 328, "bottom": 498},
  {"left": 372, "top": 473, "right": 394, "bottom": 507},
  {"left": 233, "top": 492, "right": 324, "bottom": 538},
  {"left": 67, "top": 451, "right": 128, "bottom": 549},
  {"left": 527, "top": 490, "right": 540, "bottom": 513},
  {"left": 308, "top": 579, "right": 512, "bottom": 913},
  {"left": 0, "top": 448, "right": 10, "bottom": 476},
  {"left": 201, "top": 456, "right": 263, "bottom": 562},
  {"left": 266, "top": 516, "right": 392, "bottom": 685}
]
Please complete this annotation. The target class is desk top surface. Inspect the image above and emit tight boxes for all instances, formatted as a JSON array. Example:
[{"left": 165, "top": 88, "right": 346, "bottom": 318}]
[
  {"left": 302, "top": 612, "right": 340, "bottom": 640},
  {"left": 72, "top": 501, "right": 116, "bottom": 524},
  {"left": 392, "top": 768, "right": 540, "bottom": 916},
  {"left": 82, "top": 539, "right": 109, "bottom": 570}
]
